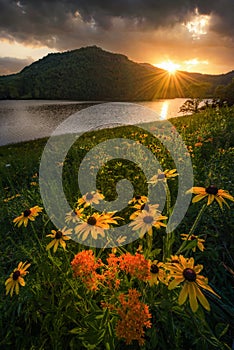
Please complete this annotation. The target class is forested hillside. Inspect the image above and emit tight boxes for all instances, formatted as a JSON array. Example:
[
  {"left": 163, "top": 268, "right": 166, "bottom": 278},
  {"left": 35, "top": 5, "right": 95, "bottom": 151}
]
[{"left": 0, "top": 46, "right": 233, "bottom": 100}]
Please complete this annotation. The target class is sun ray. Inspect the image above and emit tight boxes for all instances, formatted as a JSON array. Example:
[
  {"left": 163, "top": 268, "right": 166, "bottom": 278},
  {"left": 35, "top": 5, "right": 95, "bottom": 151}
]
[
  {"left": 133, "top": 65, "right": 202, "bottom": 102},
  {"left": 156, "top": 61, "right": 180, "bottom": 74}
]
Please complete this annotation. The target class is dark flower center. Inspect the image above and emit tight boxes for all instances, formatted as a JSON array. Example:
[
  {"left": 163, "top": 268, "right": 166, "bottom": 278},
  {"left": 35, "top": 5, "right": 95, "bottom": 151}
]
[
  {"left": 141, "top": 203, "right": 149, "bottom": 211},
  {"left": 205, "top": 185, "right": 218, "bottom": 195},
  {"left": 157, "top": 173, "right": 165, "bottom": 179},
  {"left": 23, "top": 209, "right": 31, "bottom": 217},
  {"left": 13, "top": 270, "right": 21, "bottom": 280},
  {"left": 143, "top": 215, "right": 154, "bottom": 224},
  {"left": 86, "top": 193, "right": 94, "bottom": 200},
  {"left": 87, "top": 216, "right": 97, "bottom": 225},
  {"left": 183, "top": 268, "right": 196, "bottom": 282},
  {"left": 55, "top": 230, "right": 63, "bottom": 239},
  {"left": 71, "top": 211, "right": 77, "bottom": 217},
  {"left": 135, "top": 195, "right": 141, "bottom": 200},
  {"left": 150, "top": 264, "right": 159, "bottom": 274},
  {"left": 190, "top": 235, "right": 196, "bottom": 240}
]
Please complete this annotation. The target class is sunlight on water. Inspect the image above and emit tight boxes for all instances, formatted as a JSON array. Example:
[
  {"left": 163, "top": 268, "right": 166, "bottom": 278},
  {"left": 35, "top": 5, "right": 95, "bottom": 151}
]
[
  {"left": 160, "top": 101, "right": 169, "bottom": 120},
  {"left": 0, "top": 99, "right": 188, "bottom": 145}
]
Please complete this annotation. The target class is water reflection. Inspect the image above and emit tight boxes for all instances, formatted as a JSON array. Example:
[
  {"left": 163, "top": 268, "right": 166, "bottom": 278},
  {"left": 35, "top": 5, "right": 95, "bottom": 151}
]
[
  {"left": 0, "top": 99, "right": 188, "bottom": 146},
  {"left": 160, "top": 101, "right": 169, "bottom": 120}
]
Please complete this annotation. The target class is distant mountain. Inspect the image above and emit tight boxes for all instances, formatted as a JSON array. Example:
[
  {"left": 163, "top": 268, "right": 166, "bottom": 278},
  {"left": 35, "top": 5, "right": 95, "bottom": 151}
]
[{"left": 0, "top": 46, "right": 234, "bottom": 100}]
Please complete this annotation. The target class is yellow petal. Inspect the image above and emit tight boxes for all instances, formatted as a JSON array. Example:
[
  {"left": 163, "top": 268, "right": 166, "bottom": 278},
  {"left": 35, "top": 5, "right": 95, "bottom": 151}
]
[
  {"left": 46, "top": 234, "right": 56, "bottom": 238},
  {"left": 192, "top": 194, "right": 207, "bottom": 203},
  {"left": 10, "top": 285, "right": 15, "bottom": 297},
  {"left": 187, "top": 257, "right": 195, "bottom": 269},
  {"left": 46, "top": 239, "right": 55, "bottom": 251},
  {"left": 15, "top": 282, "right": 19, "bottom": 295},
  {"left": 215, "top": 196, "right": 225, "bottom": 209},
  {"left": 219, "top": 191, "right": 234, "bottom": 201},
  {"left": 194, "top": 264, "right": 203, "bottom": 274},
  {"left": 195, "top": 285, "right": 210, "bottom": 311},
  {"left": 207, "top": 194, "right": 214, "bottom": 206},
  {"left": 178, "top": 283, "right": 189, "bottom": 305},
  {"left": 17, "top": 220, "right": 23, "bottom": 227},
  {"left": 5, "top": 277, "right": 12, "bottom": 286},
  {"left": 60, "top": 239, "right": 66, "bottom": 250},
  {"left": 188, "top": 283, "right": 198, "bottom": 312},
  {"left": 187, "top": 187, "right": 206, "bottom": 195},
  {"left": 197, "top": 242, "right": 205, "bottom": 251},
  {"left": 168, "top": 277, "right": 184, "bottom": 290},
  {"left": 18, "top": 277, "right": 25, "bottom": 286},
  {"left": 63, "top": 235, "right": 71, "bottom": 241},
  {"left": 6, "top": 282, "right": 13, "bottom": 294},
  {"left": 53, "top": 240, "right": 59, "bottom": 253},
  {"left": 22, "top": 262, "right": 31, "bottom": 272},
  {"left": 82, "top": 229, "right": 90, "bottom": 241},
  {"left": 196, "top": 277, "right": 220, "bottom": 298}
]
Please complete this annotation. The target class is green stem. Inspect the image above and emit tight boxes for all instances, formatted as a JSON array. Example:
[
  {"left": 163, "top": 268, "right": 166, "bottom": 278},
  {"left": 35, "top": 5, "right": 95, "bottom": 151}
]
[
  {"left": 30, "top": 221, "right": 45, "bottom": 251},
  {"left": 176, "top": 203, "right": 206, "bottom": 255},
  {"left": 188, "top": 203, "right": 207, "bottom": 238},
  {"left": 163, "top": 182, "right": 174, "bottom": 260},
  {"left": 146, "top": 232, "right": 153, "bottom": 258},
  {"left": 165, "top": 182, "right": 171, "bottom": 216}
]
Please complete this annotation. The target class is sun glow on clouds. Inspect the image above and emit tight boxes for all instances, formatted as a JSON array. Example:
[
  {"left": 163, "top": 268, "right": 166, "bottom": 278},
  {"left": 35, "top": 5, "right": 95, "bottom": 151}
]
[
  {"left": 0, "top": 40, "right": 57, "bottom": 60},
  {"left": 154, "top": 58, "right": 209, "bottom": 74},
  {"left": 184, "top": 8, "right": 210, "bottom": 40},
  {"left": 156, "top": 60, "right": 180, "bottom": 74},
  {"left": 184, "top": 58, "right": 209, "bottom": 71}
]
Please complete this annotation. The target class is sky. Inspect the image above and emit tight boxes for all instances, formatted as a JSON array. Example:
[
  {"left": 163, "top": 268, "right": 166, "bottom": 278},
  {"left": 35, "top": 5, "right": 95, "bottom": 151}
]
[{"left": 0, "top": 0, "right": 234, "bottom": 75}]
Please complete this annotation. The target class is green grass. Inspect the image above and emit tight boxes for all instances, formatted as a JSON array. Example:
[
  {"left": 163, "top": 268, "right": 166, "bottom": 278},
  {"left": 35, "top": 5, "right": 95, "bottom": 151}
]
[{"left": 0, "top": 106, "right": 234, "bottom": 349}]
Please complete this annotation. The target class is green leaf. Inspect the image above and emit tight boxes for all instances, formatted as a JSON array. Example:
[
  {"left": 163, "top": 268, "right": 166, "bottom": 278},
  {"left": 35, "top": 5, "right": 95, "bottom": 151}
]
[
  {"left": 215, "top": 323, "right": 229, "bottom": 339},
  {"left": 148, "top": 248, "right": 161, "bottom": 258},
  {"left": 69, "top": 327, "right": 86, "bottom": 335}
]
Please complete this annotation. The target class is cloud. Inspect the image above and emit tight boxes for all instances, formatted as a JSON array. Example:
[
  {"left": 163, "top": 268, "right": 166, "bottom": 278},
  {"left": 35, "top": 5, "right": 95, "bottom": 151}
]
[
  {"left": 0, "top": 0, "right": 233, "bottom": 75},
  {"left": 0, "top": 56, "right": 33, "bottom": 75},
  {"left": 0, "top": 0, "right": 233, "bottom": 48}
]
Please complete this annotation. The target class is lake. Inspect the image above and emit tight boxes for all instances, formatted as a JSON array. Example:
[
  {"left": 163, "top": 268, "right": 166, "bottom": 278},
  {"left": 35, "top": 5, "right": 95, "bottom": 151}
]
[{"left": 0, "top": 98, "right": 188, "bottom": 146}]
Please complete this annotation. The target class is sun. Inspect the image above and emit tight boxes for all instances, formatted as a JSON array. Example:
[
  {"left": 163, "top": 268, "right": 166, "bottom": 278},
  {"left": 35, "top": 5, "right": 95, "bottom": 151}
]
[{"left": 155, "top": 61, "right": 180, "bottom": 74}]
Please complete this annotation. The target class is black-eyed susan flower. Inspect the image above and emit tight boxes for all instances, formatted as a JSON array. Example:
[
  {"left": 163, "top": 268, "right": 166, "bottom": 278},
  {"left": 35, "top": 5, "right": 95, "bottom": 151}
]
[
  {"left": 129, "top": 207, "right": 167, "bottom": 238},
  {"left": 13, "top": 205, "right": 43, "bottom": 227},
  {"left": 149, "top": 260, "right": 168, "bottom": 286},
  {"left": 46, "top": 227, "right": 72, "bottom": 252},
  {"left": 75, "top": 213, "right": 109, "bottom": 240},
  {"left": 186, "top": 185, "right": 234, "bottom": 209},
  {"left": 77, "top": 191, "right": 104, "bottom": 207},
  {"left": 167, "top": 255, "right": 220, "bottom": 312},
  {"left": 148, "top": 169, "right": 178, "bottom": 186},
  {"left": 128, "top": 195, "right": 148, "bottom": 206},
  {"left": 99, "top": 211, "right": 122, "bottom": 227},
  {"left": 129, "top": 202, "right": 160, "bottom": 220},
  {"left": 180, "top": 233, "right": 205, "bottom": 252},
  {"left": 65, "top": 208, "right": 84, "bottom": 223},
  {"left": 5, "top": 261, "right": 30, "bottom": 296}
]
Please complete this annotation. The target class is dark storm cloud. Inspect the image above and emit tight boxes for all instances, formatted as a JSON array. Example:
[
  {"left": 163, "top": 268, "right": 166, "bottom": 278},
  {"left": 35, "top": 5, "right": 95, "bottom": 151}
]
[
  {"left": 0, "top": 0, "right": 233, "bottom": 48},
  {"left": 0, "top": 56, "right": 33, "bottom": 75}
]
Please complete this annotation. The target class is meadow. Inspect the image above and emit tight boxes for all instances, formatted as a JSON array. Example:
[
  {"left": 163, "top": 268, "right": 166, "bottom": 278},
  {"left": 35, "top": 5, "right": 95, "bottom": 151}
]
[{"left": 0, "top": 105, "right": 234, "bottom": 350}]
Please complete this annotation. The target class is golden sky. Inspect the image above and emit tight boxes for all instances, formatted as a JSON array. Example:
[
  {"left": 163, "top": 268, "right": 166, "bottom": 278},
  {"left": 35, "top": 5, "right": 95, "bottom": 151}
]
[{"left": 0, "top": 1, "right": 233, "bottom": 75}]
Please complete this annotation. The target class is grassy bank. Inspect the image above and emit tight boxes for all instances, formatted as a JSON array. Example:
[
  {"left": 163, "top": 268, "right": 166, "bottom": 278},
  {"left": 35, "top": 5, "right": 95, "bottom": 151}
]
[{"left": 0, "top": 106, "right": 234, "bottom": 349}]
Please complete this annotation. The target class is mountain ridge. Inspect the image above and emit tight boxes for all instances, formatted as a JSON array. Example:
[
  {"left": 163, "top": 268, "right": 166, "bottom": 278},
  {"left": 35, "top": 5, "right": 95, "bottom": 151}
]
[{"left": 0, "top": 46, "right": 234, "bottom": 100}]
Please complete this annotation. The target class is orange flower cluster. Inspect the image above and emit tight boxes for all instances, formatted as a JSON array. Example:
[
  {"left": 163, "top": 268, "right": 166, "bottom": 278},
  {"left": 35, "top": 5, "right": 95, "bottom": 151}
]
[
  {"left": 71, "top": 251, "right": 151, "bottom": 290},
  {"left": 115, "top": 289, "right": 152, "bottom": 345},
  {"left": 71, "top": 250, "right": 103, "bottom": 291},
  {"left": 118, "top": 253, "right": 151, "bottom": 281},
  {"left": 104, "top": 253, "right": 121, "bottom": 289}
]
